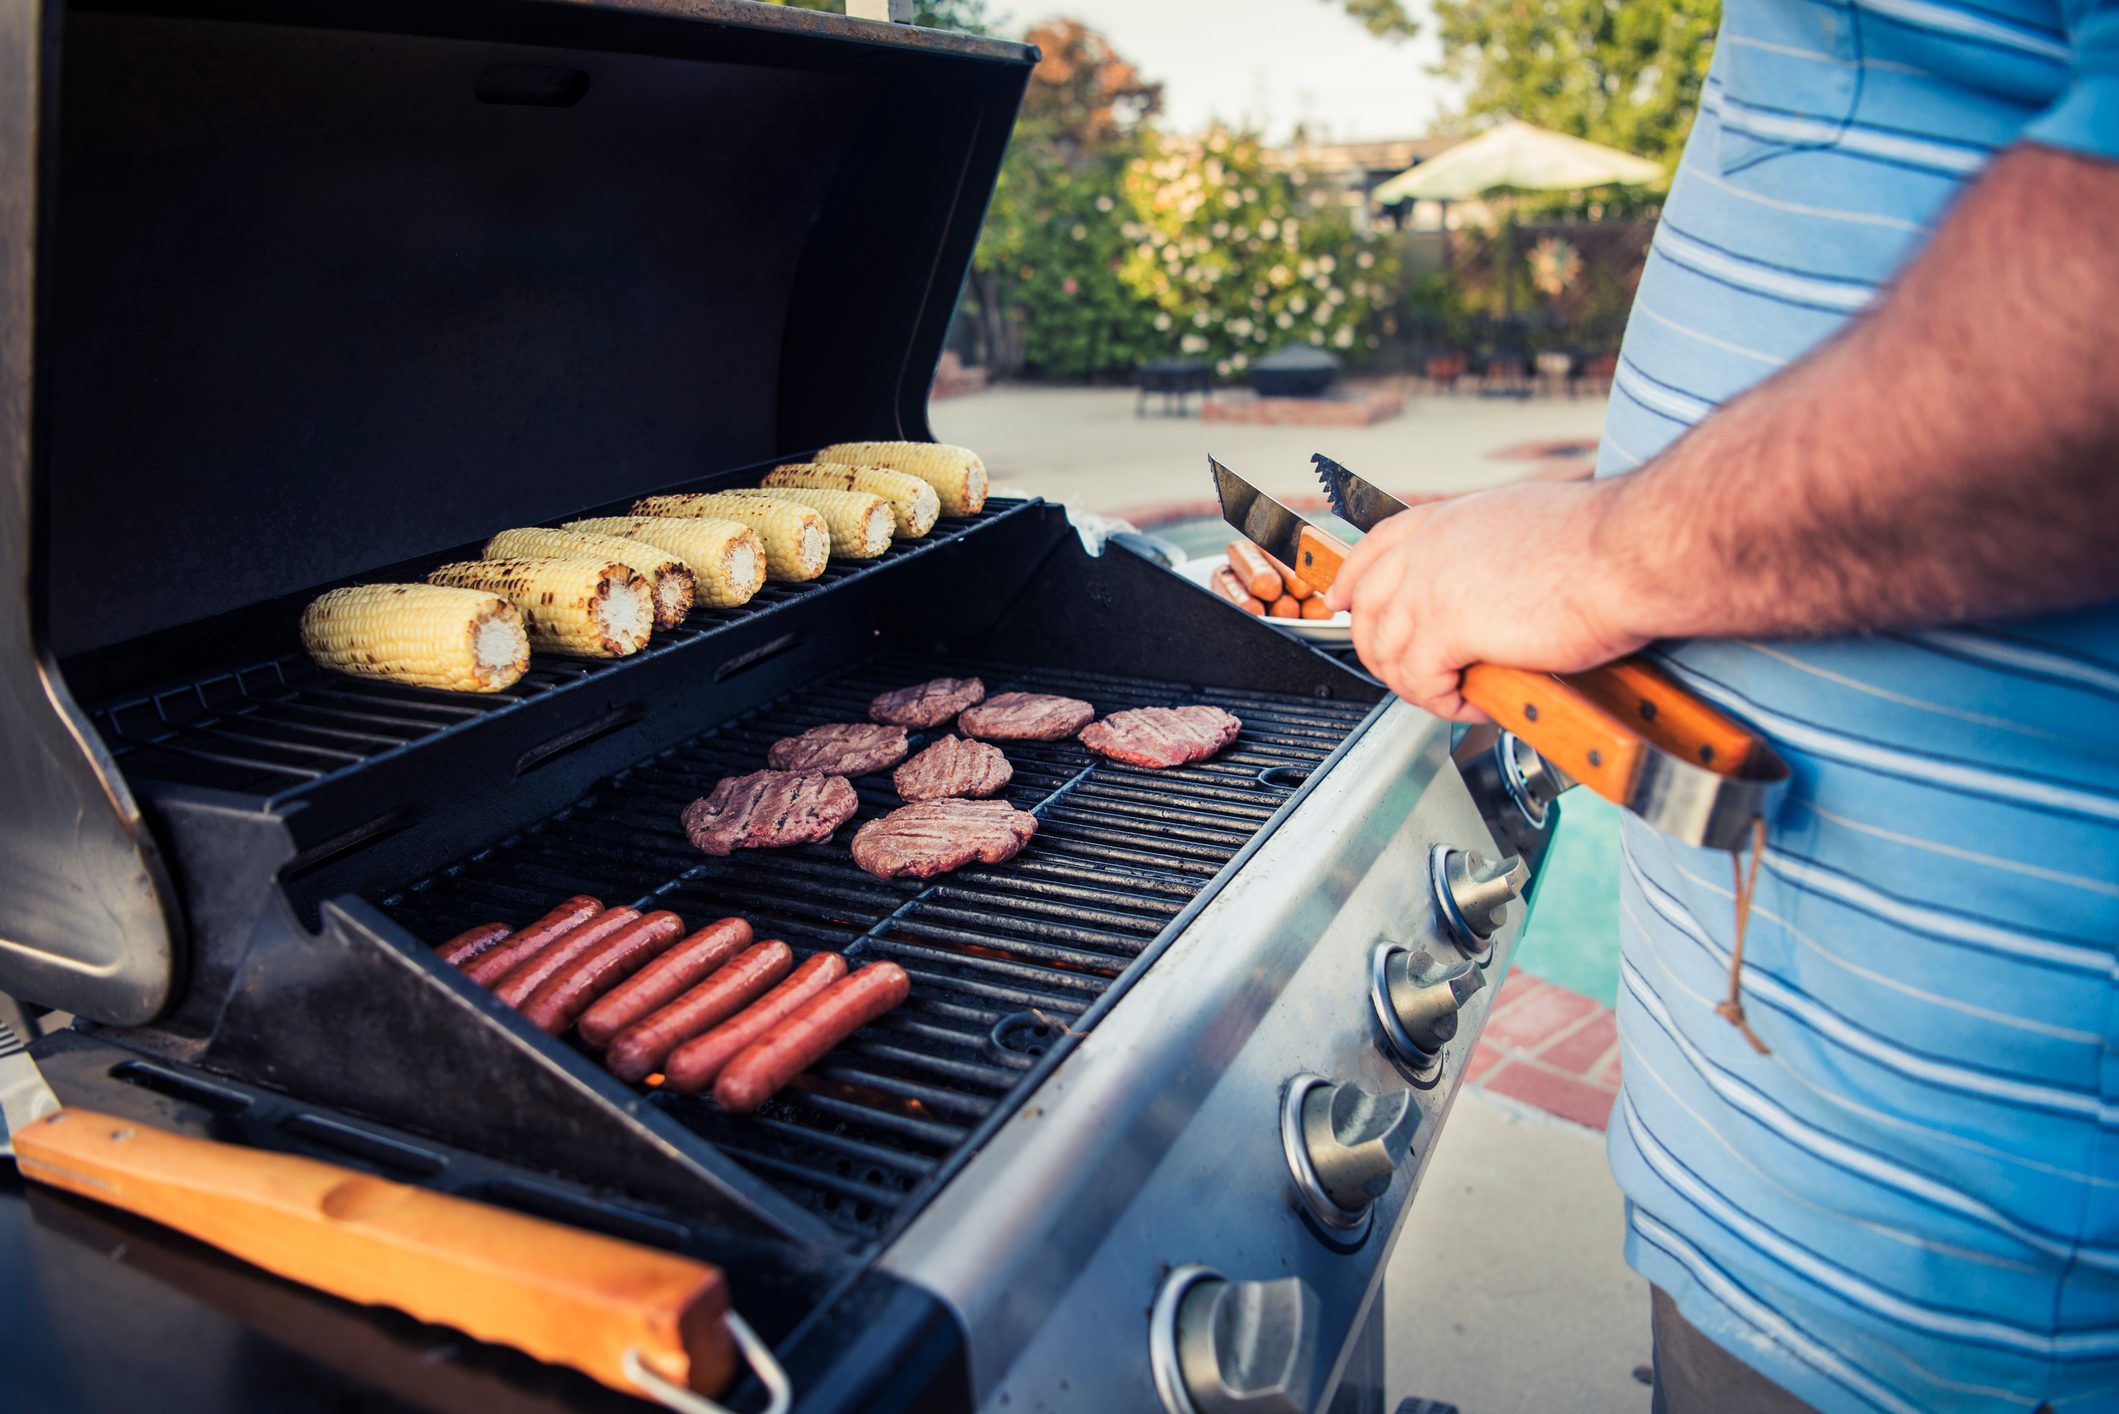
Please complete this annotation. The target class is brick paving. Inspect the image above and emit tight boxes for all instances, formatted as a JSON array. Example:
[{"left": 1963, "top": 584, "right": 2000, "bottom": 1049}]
[{"left": 1466, "top": 971, "right": 1622, "bottom": 1132}]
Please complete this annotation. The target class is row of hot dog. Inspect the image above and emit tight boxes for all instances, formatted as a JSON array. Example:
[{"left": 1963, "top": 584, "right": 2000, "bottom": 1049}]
[{"left": 437, "top": 896, "right": 909, "bottom": 1113}]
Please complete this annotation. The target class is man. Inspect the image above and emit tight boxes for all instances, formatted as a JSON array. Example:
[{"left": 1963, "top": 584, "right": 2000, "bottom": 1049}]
[{"left": 1325, "top": 2, "right": 2119, "bottom": 1410}]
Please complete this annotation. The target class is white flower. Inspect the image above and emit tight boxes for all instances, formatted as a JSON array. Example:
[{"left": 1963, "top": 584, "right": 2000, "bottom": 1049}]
[
  {"left": 1181, "top": 333, "right": 1207, "bottom": 353},
  {"left": 1269, "top": 264, "right": 1289, "bottom": 285},
  {"left": 1351, "top": 280, "right": 1368, "bottom": 297},
  {"left": 1230, "top": 353, "right": 1249, "bottom": 370},
  {"left": 1229, "top": 317, "right": 1253, "bottom": 336},
  {"left": 1356, "top": 250, "right": 1375, "bottom": 269},
  {"left": 1097, "top": 195, "right": 1115, "bottom": 213},
  {"left": 1324, "top": 287, "right": 1344, "bottom": 305},
  {"left": 1216, "top": 358, "right": 1231, "bottom": 375},
  {"left": 1275, "top": 311, "right": 1294, "bottom": 329},
  {"left": 1232, "top": 226, "right": 1250, "bottom": 242},
  {"left": 1071, "top": 224, "right": 1087, "bottom": 241},
  {"left": 1136, "top": 243, "right": 1157, "bottom": 260},
  {"left": 1298, "top": 258, "right": 1317, "bottom": 279},
  {"left": 1318, "top": 254, "right": 1337, "bottom": 274},
  {"left": 1223, "top": 190, "right": 1241, "bottom": 209},
  {"left": 1205, "top": 159, "right": 1224, "bottom": 184},
  {"left": 1193, "top": 310, "right": 1211, "bottom": 328},
  {"left": 1332, "top": 326, "right": 1355, "bottom": 348},
  {"left": 1153, "top": 312, "right": 1173, "bottom": 331},
  {"left": 1260, "top": 220, "right": 1279, "bottom": 240},
  {"left": 1289, "top": 295, "right": 1307, "bottom": 313},
  {"left": 1314, "top": 305, "right": 1330, "bottom": 323},
  {"left": 1308, "top": 330, "right": 1325, "bottom": 345},
  {"left": 1211, "top": 221, "right": 1229, "bottom": 239},
  {"left": 1242, "top": 187, "right": 1258, "bottom": 203}
]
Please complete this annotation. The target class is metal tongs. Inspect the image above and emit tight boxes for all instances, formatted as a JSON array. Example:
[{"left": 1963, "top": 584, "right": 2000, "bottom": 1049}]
[
  {"left": 1211, "top": 453, "right": 1789, "bottom": 850},
  {"left": 0, "top": 1020, "right": 788, "bottom": 1414}
]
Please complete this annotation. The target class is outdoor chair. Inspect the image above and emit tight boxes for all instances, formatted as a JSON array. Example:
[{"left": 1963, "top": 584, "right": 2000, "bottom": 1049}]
[{"left": 1135, "top": 359, "right": 1213, "bottom": 416}]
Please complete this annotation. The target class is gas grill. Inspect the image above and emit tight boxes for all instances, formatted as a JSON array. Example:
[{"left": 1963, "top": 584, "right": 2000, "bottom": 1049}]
[{"left": 0, "top": 3, "right": 1562, "bottom": 1412}]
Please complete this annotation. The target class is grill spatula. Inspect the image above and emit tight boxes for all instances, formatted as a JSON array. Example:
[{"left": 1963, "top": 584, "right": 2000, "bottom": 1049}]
[
  {"left": 1211, "top": 453, "right": 1788, "bottom": 850},
  {"left": 0, "top": 1019, "right": 785, "bottom": 1414}
]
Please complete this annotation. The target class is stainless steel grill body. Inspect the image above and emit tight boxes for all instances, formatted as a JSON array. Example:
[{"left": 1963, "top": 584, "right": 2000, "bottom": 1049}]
[{"left": 883, "top": 703, "right": 1527, "bottom": 1411}]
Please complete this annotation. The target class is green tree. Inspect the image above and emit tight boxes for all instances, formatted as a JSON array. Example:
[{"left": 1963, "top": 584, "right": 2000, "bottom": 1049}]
[{"left": 1431, "top": 0, "right": 1719, "bottom": 174}]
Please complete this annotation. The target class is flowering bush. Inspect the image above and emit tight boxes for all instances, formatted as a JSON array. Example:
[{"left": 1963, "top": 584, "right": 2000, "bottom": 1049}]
[{"left": 1117, "top": 128, "right": 1397, "bottom": 379}]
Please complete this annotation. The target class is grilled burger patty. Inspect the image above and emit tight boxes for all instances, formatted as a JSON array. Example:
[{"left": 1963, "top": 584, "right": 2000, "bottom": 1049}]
[
  {"left": 766, "top": 722, "right": 910, "bottom": 775},
  {"left": 682, "top": 770, "right": 860, "bottom": 855},
  {"left": 851, "top": 799, "right": 1038, "bottom": 880},
  {"left": 893, "top": 735, "right": 1013, "bottom": 802},
  {"left": 957, "top": 691, "right": 1096, "bottom": 742},
  {"left": 1078, "top": 705, "right": 1243, "bottom": 768},
  {"left": 869, "top": 675, "right": 987, "bottom": 729}
]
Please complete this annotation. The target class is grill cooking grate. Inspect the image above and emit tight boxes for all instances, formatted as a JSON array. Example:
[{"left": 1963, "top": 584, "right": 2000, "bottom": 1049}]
[
  {"left": 382, "top": 650, "right": 1374, "bottom": 1245},
  {"left": 84, "top": 503, "right": 1023, "bottom": 802}
]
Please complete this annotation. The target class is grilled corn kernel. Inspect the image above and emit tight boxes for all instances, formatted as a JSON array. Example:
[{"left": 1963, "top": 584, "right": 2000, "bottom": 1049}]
[
  {"left": 564, "top": 516, "right": 766, "bottom": 609},
  {"left": 763, "top": 463, "right": 940, "bottom": 538},
  {"left": 816, "top": 441, "right": 987, "bottom": 517},
  {"left": 427, "top": 557, "right": 653, "bottom": 658},
  {"left": 738, "top": 486, "right": 892, "bottom": 558},
  {"left": 300, "top": 584, "right": 528, "bottom": 693},
  {"left": 628, "top": 492, "right": 830, "bottom": 581},
  {"left": 485, "top": 527, "right": 696, "bottom": 630}
]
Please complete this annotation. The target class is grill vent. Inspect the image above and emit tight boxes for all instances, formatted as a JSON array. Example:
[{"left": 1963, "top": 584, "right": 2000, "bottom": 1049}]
[{"left": 382, "top": 652, "right": 1374, "bottom": 1245}]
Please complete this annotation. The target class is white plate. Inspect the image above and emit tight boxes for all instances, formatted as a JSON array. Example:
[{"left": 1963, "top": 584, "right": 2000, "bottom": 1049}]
[{"left": 1176, "top": 555, "right": 1353, "bottom": 644}]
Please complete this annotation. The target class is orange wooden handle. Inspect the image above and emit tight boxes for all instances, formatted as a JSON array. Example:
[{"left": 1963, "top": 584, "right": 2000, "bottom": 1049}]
[
  {"left": 13, "top": 1109, "right": 735, "bottom": 1400},
  {"left": 1291, "top": 525, "right": 1347, "bottom": 593},
  {"left": 1461, "top": 663, "right": 1643, "bottom": 803},
  {"left": 1461, "top": 657, "right": 1767, "bottom": 807}
]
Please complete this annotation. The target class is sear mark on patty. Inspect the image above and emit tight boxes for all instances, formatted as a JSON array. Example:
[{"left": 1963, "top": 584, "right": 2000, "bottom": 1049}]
[
  {"left": 893, "top": 735, "right": 1014, "bottom": 802},
  {"left": 851, "top": 799, "right": 1038, "bottom": 880},
  {"left": 869, "top": 676, "right": 987, "bottom": 729},
  {"left": 957, "top": 691, "right": 1096, "bottom": 742},
  {"left": 766, "top": 722, "right": 910, "bottom": 776}
]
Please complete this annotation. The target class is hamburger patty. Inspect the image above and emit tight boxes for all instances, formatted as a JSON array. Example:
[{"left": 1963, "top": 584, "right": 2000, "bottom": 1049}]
[
  {"left": 869, "top": 676, "right": 987, "bottom": 729},
  {"left": 766, "top": 722, "right": 910, "bottom": 776},
  {"left": 893, "top": 735, "right": 1014, "bottom": 802},
  {"left": 1078, "top": 705, "right": 1243, "bottom": 769},
  {"left": 682, "top": 770, "right": 859, "bottom": 855},
  {"left": 957, "top": 691, "right": 1096, "bottom": 742},
  {"left": 850, "top": 799, "right": 1038, "bottom": 880}
]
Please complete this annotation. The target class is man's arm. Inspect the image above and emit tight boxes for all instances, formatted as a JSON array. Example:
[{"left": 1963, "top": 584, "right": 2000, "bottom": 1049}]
[{"left": 1325, "top": 144, "right": 2119, "bottom": 720}]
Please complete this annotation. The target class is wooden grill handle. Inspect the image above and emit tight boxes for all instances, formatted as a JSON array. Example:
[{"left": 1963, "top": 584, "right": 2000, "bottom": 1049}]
[{"left": 12, "top": 1108, "right": 737, "bottom": 1402}]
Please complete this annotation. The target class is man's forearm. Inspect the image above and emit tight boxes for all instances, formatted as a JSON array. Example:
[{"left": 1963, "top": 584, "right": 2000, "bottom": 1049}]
[{"left": 1589, "top": 144, "right": 2119, "bottom": 645}]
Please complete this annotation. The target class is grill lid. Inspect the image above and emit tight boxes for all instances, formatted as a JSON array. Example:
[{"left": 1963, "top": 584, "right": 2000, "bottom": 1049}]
[{"left": 0, "top": 0, "right": 1034, "bottom": 1021}]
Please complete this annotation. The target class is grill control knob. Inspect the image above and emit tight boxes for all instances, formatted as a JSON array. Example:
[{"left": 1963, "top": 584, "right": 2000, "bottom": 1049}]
[
  {"left": 1432, "top": 846, "right": 1529, "bottom": 951},
  {"left": 1169, "top": 1272, "right": 1320, "bottom": 1414},
  {"left": 1383, "top": 952, "right": 1486, "bottom": 1059},
  {"left": 1299, "top": 1079, "right": 1416, "bottom": 1214}
]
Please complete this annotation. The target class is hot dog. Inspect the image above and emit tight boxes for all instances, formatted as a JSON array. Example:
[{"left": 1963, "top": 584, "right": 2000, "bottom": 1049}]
[
  {"left": 1210, "top": 566, "right": 1266, "bottom": 616},
  {"left": 712, "top": 961, "right": 911, "bottom": 1114},
  {"left": 1267, "top": 594, "right": 1300, "bottom": 619},
  {"left": 518, "top": 910, "right": 687, "bottom": 1033},
  {"left": 576, "top": 917, "right": 754, "bottom": 1049},
  {"left": 490, "top": 907, "right": 644, "bottom": 1007},
  {"left": 1300, "top": 595, "right": 1334, "bottom": 620},
  {"left": 1262, "top": 548, "right": 1315, "bottom": 601},
  {"left": 605, "top": 941, "right": 793, "bottom": 1084},
  {"left": 460, "top": 895, "right": 604, "bottom": 985},
  {"left": 1225, "top": 540, "right": 1282, "bottom": 601},
  {"left": 435, "top": 921, "right": 511, "bottom": 967},
  {"left": 663, "top": 953, "right": 850, "bottom": 1095}
]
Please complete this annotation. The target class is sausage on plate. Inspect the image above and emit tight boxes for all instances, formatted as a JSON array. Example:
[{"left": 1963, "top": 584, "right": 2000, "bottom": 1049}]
[
  {"left": 604, "top": 940, "right": 793, "bottom": 1084},
  {"left": 460, "top": 895, "right": 604, "bottom": 985},
  {"left": 1263, "top": 548, "right": 1315, "bottom": 601},
  {"left": 519, "top": 911, "right": 687, "bottom": 1033},
  {"left": 663, "top": 953, "right": 850, "bottom": 1096},
  {"left": 577, "top": 917, "right": 754, "bottom": 1049},
  {"left": 1225, "top": 540, "right": 1283, "bottom": 601},
  {"left": 435, "top": 922, "right": 511, "bottom": 968},
  {"left": 1209, "top": 566, "right": 1265, "bottom": 616},
  {"left": 713, "top": 961, "right": 911, "bottom": 1114}
]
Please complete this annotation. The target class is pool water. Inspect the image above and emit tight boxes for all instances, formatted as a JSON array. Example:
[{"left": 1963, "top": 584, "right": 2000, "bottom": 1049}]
[{"left": 1514, "top": 792, "right": 1623, "bottom": 1005}]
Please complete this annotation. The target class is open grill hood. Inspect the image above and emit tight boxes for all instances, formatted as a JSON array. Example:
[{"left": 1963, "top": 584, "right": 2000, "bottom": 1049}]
[{"left": 0, "top": 0, "right": 1037, "bottom": 1023}]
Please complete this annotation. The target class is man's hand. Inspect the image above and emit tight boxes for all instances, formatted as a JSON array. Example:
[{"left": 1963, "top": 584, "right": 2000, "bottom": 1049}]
[{"left": 1322, "top": 480, "right": 1647, "bottom": 721}]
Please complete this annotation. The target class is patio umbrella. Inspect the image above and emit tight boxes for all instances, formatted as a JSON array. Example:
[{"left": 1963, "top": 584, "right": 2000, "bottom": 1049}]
[
  {"left": 1371, "top": 120, "right": 1663, "bottom": 319},
  {"left": 1369, "top": 119, "right": 1663, "bottom": 204}
]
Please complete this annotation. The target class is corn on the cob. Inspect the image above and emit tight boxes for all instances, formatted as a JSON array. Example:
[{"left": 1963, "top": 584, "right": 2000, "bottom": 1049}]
[
  {"left": 816, "top": 441, "right": 987, "bottom": 517},
  {"left": 736, "top": 486, "right": 892, "bottom": 559},
  {"left": 563, "top": 516, "right": 766, "bottom": 609},
  {"left": 764, "top": 462, "right": 940, "bottom": 539},
  {"left": 628, "top": 493, "right": 830, "bottom": 582},
  {"left": 300, "top": 584, "right": 528, "bottom": 693},
  {"left": 426, "top": 557, "right": 653, "bottom": 659},
  {"left": 485, "top": 526, "right": 696, "bottom": 630}
]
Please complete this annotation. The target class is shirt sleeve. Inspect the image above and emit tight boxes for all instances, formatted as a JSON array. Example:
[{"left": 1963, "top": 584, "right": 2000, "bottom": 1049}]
[{"left": 2023, "top": 1, "right": 2119, "bottom": 159}]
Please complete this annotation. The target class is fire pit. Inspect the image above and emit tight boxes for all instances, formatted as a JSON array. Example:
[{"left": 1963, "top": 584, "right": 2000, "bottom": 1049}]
[{"left": 1250, "top": 343, "right": 1340, "bottom": 398}]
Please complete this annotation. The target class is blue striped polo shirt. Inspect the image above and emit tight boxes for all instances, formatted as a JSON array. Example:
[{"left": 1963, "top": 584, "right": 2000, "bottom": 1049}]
[{"left": 1597, "top": 3, "right": 2119, "bottom": 1410}]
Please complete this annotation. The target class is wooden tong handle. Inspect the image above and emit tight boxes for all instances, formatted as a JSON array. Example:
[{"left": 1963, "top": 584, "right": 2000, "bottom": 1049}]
[
  {"left": 1461, "top": 659, "right": 1764, "bottom": 807},
  {"left": 1288, "top": 525, "right": 1347, "bottom": 593},
  {"left": 13, "top": 1109, "right": 736, "bottom": 1401}
]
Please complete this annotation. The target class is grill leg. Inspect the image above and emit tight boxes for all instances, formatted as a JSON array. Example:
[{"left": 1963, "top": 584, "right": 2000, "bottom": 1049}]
[{"left": 1325, "top": 1294, "right": 1390, "bottom": 1414}]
